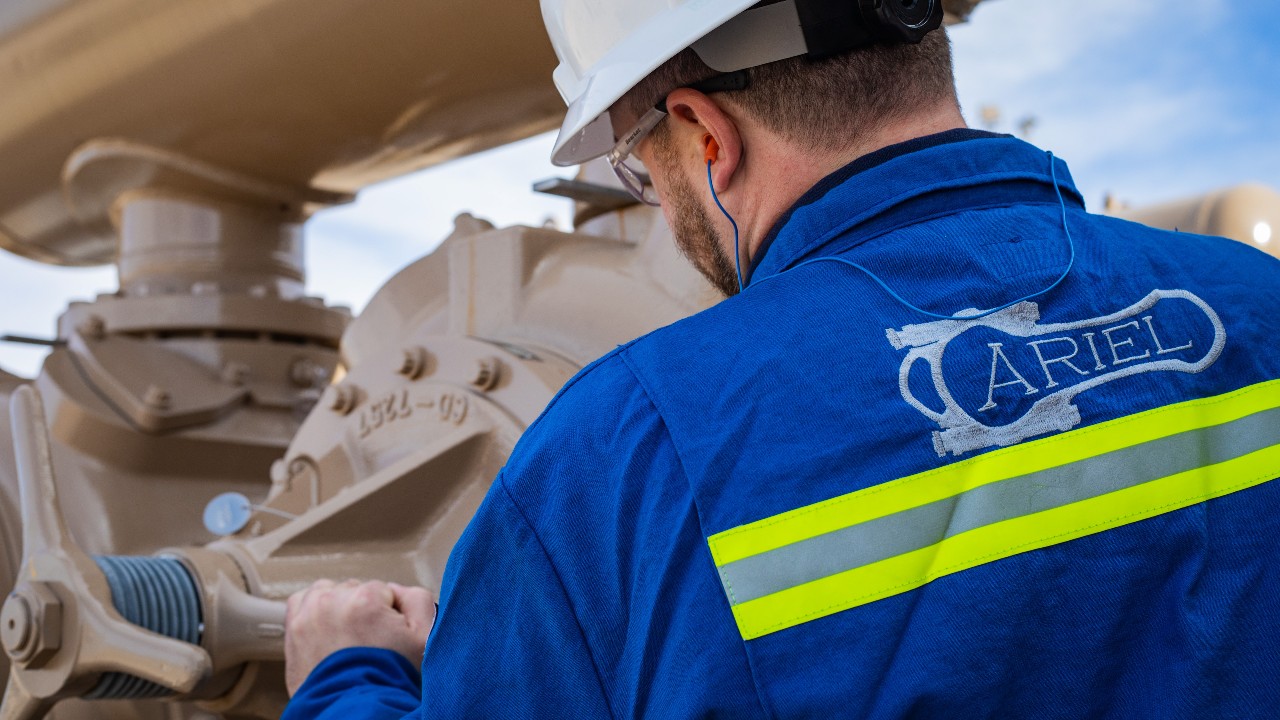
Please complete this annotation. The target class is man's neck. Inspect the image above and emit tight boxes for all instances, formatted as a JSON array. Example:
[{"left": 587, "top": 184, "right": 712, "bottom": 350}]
[{"left": 734, "top": 105, "right": 968, "bottom": 268}]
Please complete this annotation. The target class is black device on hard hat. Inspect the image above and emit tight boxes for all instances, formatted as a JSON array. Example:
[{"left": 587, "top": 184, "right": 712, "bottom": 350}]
[
  {"left": 691, "top": 0, "right": 943, "bottom": 75},
  {"left": 794, "top": 0, "right": 944, "bottom": 57}
]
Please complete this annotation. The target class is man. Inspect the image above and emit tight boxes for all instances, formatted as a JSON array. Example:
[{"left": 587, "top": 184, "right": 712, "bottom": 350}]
[{"left": 283, "top": 0, "right": 1280, "bottom": 717}]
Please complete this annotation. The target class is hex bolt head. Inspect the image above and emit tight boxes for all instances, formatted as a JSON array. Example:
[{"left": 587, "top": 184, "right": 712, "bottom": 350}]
[
  {"left": 471, "top": 357, "right": 503, "bottom": 391},
  {"left": 290, "top": 358, "right": 328, "bottom": 389},
  {"left": 324, "top": 384, "right": 359, "bottom": 415},
  {"left": 77, "top": 315, "right": 107, "bottom": 340},
  {"left": 397, "top": 346, "right": 431, "bottom": 380},
  {"left": 2, "top": 583, "right": 62, "bottom": 666},
  {"left": 143, "top": 384, "right": 172, "bottom": 411}
]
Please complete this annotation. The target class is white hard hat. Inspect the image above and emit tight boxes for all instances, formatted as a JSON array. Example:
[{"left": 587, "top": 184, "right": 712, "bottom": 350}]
[
  {"left": 542, "top": 0, "right": 800, "bottom": 167},
  {"left": 541, "top": 0, "right": 944, "bottom": 167}
]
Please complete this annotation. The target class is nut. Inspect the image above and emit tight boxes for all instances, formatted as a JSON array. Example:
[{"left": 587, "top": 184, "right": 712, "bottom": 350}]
[
  {"left": 77, "top": 315, "right": 107, "bottom": 340},
  {"left": 143, "top": 384, "right": 172, "bottom": 411},
  {"left": 221, "top": 362, "right": 251, "bottom": 387},
  {"left": 324, "top": 384, "right": 359, "bottom": 415},
  {"left": 397, "top": 347, "right": 431, "bottom": 380},
  {"left": 289, "top": 357, "right": 329, "bottom": 389},
  {"left": 1, "top": 583, "right": 62, "bottom": 667},
  {"left": 471, "top": 357, "right": 503, "bottom": 391}
]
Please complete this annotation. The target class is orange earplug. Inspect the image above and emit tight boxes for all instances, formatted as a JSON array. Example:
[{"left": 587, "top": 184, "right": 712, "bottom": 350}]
[{"left": 704, "top": 135, "right": 720, "bottom": 164}]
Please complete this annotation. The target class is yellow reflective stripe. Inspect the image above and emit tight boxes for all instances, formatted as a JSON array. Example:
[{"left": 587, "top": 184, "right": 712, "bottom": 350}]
[
  {"left": 708, "top": 379, "right": 1280, "bottom": 567},
  {"left": 730, "top": 440, "right": 1280, "bottom": 640}
]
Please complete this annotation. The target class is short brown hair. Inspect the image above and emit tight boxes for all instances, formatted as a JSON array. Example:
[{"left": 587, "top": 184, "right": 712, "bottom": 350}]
[{"left": 615, "top": 30, "right": 956, "bottom": 151}]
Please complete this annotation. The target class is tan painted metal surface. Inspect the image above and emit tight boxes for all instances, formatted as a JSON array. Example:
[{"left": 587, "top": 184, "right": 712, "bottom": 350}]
[
  {"left": 0, "top": 0, "right": 563, "bottom": 267},
  {"left": 1107, "top": 184, "right": 1280, "bottom": 260}
]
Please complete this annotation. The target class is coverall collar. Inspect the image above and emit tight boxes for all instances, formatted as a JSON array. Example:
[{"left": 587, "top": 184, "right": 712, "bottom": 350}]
[{"left": 747, "top": 130, "right": 1087, "bottom": 287}]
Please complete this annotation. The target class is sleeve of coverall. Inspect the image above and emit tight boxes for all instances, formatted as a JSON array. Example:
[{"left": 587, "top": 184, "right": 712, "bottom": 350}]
[
  {"left": 282, "top": 647, "right": 422, "bottom": 720},
  {"left": 415, "top": 472, "right": 612, "bottom": 717},
  {"left": 282, "top": 472, "right": 611, "bottom": 719}
]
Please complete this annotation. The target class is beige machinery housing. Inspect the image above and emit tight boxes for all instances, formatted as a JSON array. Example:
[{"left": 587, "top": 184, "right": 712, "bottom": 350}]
[{"left": 0, "top": 1, "right": 1277, "bottom": 718}]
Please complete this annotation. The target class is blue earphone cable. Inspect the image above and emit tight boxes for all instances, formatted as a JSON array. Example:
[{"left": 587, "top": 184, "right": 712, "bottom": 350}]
[
  {"left": 708, "top": 160, "right": 744, "bottom": 294},
  {"left": 706, "top": 151, "right": 1076, "bottom": 320}
]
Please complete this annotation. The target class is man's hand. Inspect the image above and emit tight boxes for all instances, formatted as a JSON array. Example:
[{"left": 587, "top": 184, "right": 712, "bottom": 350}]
[{"left": 285, "top": 579, "right": 438, "bottom": 696}]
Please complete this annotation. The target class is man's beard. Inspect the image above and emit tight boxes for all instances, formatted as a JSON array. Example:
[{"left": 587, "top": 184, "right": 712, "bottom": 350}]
[{"left": 653, "top": 139, "right": 741, "bottom": 298}]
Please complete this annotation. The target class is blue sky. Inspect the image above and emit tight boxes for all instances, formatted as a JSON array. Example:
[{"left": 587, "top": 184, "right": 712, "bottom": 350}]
[
  {"left": 951, "top": 0, "right": 1280, "bottom": 205},
  {"left": 1, "top": 0, "right": 1277, "bottom": 376}
]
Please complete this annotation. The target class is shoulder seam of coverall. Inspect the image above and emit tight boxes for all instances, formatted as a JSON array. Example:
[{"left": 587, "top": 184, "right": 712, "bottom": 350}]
[
  {"left": 616, "top": 350, "right": 780, "bottom": 720},
  {"left": 516, "top": 340, "right": 641, "bottom": 441},
  {"left": 496, "top": 470, "right": 619, "bottom": 720}
]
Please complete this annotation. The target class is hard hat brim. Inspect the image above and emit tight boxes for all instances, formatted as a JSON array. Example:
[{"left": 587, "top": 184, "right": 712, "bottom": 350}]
[{"left": 549, "top": 0, "right": 760, "bottom": 167}]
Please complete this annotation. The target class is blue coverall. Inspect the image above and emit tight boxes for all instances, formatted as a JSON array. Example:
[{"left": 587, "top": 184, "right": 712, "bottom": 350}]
[{"left": 285, "top": 130, "right": 1280, "bottom": 719}]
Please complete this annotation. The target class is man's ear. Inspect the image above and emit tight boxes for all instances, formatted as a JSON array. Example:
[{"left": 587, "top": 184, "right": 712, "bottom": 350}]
[{"left": 663, "top": 88, "right": 743, "bottom": 194}]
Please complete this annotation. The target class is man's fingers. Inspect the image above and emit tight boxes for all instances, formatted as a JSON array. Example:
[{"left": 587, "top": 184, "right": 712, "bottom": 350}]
[
  {"left": 353, "top": 581, "right": 395, "bottom": 608},
  {"left": 284, "top": 578, "right": 434, "bottom": 695},
  {"left": 289, "top": 579, "right": 333, "bottom": 620},
  {"left": 388, "top": 583, "right": 438, "bottom": 630}
]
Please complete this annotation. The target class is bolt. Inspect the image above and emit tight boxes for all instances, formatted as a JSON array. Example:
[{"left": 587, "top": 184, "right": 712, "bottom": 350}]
[
  {"left": 471, "top": 357, "right": 503, "bottom": 391},
  {"left": 1, "top": 583, "right": 62, "bottom": 667},
  {"left": 143, "top": 385, "right": 172, "bottom": 411},
  {"left": 397, "top": 346, "right": 431, "bottom": 380},
  {"left": 324, "top": 384, "right": 359, "bottom": 415},
  {"left": 222, "top": 362, "right": 250, "bottom": 387},
  {"left": 290, "top": 358, "right": 328, "bottom": 388},
  {"left": 452, "top": 213, "right": 496, "bottom": 237},
  {"left": 78, "top": 315, "right": 106, "bottom": 340}
]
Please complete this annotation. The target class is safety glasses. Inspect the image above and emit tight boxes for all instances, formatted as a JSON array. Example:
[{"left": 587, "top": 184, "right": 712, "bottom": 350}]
[
  {"left": 606, "top": 106, "right": 667, "bottom": 206},
  {"left": 605, "top": 70, "right": 751, "bottom": 207}
]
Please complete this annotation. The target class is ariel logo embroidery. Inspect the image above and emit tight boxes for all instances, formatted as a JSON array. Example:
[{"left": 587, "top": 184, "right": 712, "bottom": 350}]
[{"left": 886, "top": 290, "right": 1227, "bottom": 457}]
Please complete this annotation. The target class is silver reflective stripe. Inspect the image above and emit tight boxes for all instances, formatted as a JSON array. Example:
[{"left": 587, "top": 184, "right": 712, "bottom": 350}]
[{"left": 718, "top": 405, "right": 1280, "bottom": 606}]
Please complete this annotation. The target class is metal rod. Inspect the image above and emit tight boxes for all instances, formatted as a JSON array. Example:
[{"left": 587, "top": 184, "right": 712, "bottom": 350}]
[{"left": 0, "top": 335, "right": 63, "bottom": 347}]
